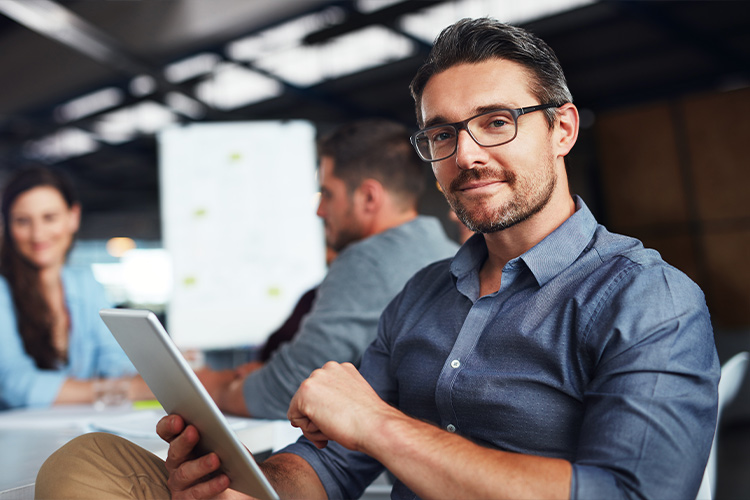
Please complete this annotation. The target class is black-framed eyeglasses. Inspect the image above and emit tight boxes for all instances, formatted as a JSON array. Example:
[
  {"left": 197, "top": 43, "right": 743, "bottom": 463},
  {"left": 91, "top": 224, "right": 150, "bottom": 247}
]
[{"left": 410, "top": 103, "right": 560, "bottom": 162}]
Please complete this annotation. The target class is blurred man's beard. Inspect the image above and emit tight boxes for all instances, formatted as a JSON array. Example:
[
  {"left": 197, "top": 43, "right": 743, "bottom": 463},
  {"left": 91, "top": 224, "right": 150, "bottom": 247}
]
[{"left": 326, "top": 213, "right": 367, "bottom": 252}]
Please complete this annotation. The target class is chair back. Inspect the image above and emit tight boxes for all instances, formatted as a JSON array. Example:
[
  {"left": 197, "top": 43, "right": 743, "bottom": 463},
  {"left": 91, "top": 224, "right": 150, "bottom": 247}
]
[{"left": 695, "top": 351, "right": 749, "bottom": 500}]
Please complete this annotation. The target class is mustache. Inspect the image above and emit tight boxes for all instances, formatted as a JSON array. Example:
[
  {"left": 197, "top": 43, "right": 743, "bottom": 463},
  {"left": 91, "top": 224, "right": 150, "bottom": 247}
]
[{"left": 449, "top": 167, "right": 515, "bottom": 192}]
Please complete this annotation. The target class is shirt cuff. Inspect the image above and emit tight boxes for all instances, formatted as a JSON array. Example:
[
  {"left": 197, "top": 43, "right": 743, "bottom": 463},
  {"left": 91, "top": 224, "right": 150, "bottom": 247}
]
[{"left": 570, "top": 463, "right": 620, "bottom": 500}]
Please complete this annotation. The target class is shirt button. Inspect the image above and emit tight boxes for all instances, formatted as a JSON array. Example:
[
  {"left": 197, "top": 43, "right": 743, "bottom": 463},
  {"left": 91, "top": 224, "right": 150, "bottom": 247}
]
[
  {"left": 450, "top": 359, "right": 461, "bottom": 368},
  {"left": 446, "top": 424, "right": 456, "bottom": 433}
]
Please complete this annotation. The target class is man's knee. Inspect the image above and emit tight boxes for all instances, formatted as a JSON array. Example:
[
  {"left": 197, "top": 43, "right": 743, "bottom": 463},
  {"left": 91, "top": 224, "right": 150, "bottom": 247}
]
[{"left": 36, "top": 432, "right": 169, "bottom": 500}]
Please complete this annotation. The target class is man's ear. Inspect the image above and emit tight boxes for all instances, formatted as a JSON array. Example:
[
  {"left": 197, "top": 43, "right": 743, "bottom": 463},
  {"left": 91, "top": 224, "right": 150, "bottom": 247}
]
[
  {"left": 354, "top": 179, "right": 385, "bottom": 214},
  {"left": 554, "top": 103, "right": 579, "bottom": 158}
]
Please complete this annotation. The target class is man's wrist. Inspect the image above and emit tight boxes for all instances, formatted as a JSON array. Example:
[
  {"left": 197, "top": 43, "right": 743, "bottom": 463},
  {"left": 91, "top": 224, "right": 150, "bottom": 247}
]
[{"left": 358, "top": 405, "right": 414, "bottom": 459}]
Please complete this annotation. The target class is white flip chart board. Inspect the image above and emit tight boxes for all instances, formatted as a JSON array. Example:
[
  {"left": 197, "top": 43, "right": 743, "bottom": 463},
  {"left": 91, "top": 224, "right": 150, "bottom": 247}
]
[{"left": 159, "top": 121, "right": 325, "bottom": 349}]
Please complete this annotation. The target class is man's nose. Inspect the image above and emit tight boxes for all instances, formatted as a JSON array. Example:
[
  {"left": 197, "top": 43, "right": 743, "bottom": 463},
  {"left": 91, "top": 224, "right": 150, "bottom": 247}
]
[
  {"left": 454, "top": 129, "right": 487, "bottom": 170},
  {"left": 316, "top": 200, "right": 325, "bottom": 218}
]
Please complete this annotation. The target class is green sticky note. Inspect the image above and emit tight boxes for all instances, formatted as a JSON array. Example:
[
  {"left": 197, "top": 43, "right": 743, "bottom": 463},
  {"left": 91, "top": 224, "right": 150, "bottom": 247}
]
[{"left": 133, "top": 400, "right": 163, "bottom": 411}]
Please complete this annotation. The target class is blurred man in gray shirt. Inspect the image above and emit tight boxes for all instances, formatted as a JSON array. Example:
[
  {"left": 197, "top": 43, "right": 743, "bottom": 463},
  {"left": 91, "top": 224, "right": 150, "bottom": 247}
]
[{"left": 198, "top": 118, "right": 458, "bottom": 418}]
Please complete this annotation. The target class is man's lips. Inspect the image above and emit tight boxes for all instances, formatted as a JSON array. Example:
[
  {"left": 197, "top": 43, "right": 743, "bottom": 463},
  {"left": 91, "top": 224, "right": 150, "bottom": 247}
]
[{"left": 455, "top": 179, "right": 506, "bottom": 192}]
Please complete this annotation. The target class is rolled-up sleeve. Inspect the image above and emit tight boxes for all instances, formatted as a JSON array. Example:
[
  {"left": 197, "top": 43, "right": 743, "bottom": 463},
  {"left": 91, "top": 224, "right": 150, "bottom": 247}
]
[
  {"left": 571, "top": 264, "right": 720, "bottom": 499},
  {"left": 275, "top": 310, "right": 395, "bottom": 498}
]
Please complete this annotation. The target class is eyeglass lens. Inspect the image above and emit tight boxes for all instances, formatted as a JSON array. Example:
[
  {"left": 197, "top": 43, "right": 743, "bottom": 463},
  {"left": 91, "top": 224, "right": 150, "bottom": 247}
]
[{"left": 414, "top": 108, "right": 517, "bottom": 161}]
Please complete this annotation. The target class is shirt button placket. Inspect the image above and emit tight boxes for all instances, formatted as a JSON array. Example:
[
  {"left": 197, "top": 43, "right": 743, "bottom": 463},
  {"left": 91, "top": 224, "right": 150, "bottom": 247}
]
[{"left": 445, "top": 360, "right": 461, "bottom": 433}]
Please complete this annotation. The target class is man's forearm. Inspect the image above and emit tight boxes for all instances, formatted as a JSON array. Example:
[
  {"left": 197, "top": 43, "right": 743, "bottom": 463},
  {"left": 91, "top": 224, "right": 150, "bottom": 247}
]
[
  {"left": 260, "top": 453, "right": 326, "bottom": 500},
  {"left": 365, "top": 411, "right": 572, "bottom": 500},
  {"left": 288, "top": 362, "right": 572, "bottom": 500},
  {"left": 218, "top": 377, "right": 252, "bottom": 417},
  {"left": 198, "top": 368, "right": 252, "bottom": 417}
]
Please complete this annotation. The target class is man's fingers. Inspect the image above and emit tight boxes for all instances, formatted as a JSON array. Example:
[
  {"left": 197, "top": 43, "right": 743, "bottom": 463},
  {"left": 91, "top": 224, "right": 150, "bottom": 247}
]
[
  {"left": 311, "top": 439, "right": 329, "bottom": 450},
  {"left": 167, "top": 452, "right": 222, "bottom": 495},
  {"left": 288, "top": 416, "right": 318, "bottom": 432},
  {"left": 165, "top": 424, "right": 201, "bottom": 471},
  {"left": 192, "top": 474, "right": 232, "bottom": 500},
  {"left": 172, "top": 474, "right": 231, "bottom": 500},
  {"left": 157, "top": 414, "right": 186, "bottom": 442}
]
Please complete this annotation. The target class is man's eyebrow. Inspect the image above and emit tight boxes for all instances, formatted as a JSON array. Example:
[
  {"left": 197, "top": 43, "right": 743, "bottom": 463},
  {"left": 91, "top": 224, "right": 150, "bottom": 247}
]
[
  {"left": 421, "top": 103, "right": 516, "bottom": 129},
  {"left": 422, "top": 114, "right": 449, "bottom": 129}
]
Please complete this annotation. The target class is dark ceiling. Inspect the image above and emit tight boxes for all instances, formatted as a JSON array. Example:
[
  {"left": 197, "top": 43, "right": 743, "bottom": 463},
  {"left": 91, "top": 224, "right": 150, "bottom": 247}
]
[{"left": 0, "top": 0, "right": 748, "bottom": 240}]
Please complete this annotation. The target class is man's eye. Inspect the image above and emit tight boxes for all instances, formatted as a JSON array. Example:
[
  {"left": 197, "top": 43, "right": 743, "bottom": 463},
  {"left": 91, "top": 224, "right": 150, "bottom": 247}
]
[
  {"left": 430, "top": 130, "right": 455, "bottom": 143},
  {"left": 489, "top": 119, "right": 508, "bottom": 128}
]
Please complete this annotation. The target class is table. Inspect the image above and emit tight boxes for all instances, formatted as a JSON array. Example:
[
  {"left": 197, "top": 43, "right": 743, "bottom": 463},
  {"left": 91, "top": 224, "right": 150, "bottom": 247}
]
[{"left": 0, "top": 405, "right": 302, "bottom": 500}]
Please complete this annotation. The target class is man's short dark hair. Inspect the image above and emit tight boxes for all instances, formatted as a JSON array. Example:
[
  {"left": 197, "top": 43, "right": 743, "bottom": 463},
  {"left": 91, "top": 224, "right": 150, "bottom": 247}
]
[
  {"left": 317, "top": 119, "right": 425, "bottom": 207},
  {"left": 410, "top": 18, "right": 573, "bottom": 127}
]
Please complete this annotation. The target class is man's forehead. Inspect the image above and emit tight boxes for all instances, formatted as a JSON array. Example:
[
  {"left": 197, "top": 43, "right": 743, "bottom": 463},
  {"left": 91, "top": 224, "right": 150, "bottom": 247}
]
[
  {"left": 419, "top": 59, "right": 535, "bottom": 124},
  {"left": 318, "top": 156, "right": 334, "bottom": 182}
]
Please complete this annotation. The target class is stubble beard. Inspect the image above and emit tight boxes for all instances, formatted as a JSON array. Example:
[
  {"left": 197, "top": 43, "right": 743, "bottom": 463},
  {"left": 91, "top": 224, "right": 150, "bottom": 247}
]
[
  {"left": 444, "top": 156, "right": 557, "bottom": 234},
  {"left": 325, "top": 208, "right": 367, "bottom": 253}
]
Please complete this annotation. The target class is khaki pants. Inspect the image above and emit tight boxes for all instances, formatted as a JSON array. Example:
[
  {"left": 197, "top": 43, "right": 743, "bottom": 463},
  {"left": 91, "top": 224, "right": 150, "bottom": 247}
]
[{"left": 35, "top": 432, "right": 170, "bottom": 499}]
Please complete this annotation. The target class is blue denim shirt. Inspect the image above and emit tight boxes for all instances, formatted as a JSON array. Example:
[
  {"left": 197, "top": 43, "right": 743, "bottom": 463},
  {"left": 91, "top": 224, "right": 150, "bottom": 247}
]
[{"left": 282, "top": 197, "right": 720, "bottom": 500}]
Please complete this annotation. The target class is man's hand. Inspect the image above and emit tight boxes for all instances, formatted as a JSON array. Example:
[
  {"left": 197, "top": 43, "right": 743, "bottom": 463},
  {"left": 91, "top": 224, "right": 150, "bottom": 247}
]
[
  {"left": 287, "top": 361, "right": 397, "bottom": 452},
  {"left": 194, "top": 368, "right": 251, "bottom": 416},
  {"left": 195, "top": 368, "right": 240, "bottom": 396},
  {"left": 156, "top": 414, "right": 245, "bottom": 499}
]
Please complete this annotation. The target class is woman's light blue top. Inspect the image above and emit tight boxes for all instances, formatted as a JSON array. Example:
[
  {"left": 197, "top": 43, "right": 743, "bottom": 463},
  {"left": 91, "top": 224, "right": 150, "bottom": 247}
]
[{"left": 0, "top": 266, "right": 134, "bottom": 409}]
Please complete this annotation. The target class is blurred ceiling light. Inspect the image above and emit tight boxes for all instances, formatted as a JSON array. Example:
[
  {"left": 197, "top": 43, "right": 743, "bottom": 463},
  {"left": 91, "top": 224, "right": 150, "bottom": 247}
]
[
  {"left": 194, "top": 62, "right": 283, "bottom": 110},
  {"left": 400, "top": 0, "right": 595, "bottom": 43},
  {"left": 130, "top": 74, "right": 157, "bottom": 96},
  {"left": 0, "top": 0, "right": 69, "bottom": 32},
  {"left": 356, "top": 0, "right": 404, "bottom": 13},
  {"left": 94, "top": 101, "right": 178, "bottom": 144},
  {"left": 106, "top": 237, "right": 137, "bottom": 258},
  {"left": 54, "top": 87, "right": 124, "bottom": 122},
  {"left": 164, "top": 52, "right": 221, "bottom": 83},
  {"left": 165, "top": 92, "right": 206, "bottom": 119},
  {"left": 0, "top": 0, "right": 144, "bottom": 74},
  {"left": 24, "top": 127, "right": 99, "bottom": 162},
  {"left": 255, "top": 25, "right": 416, "bottom": 87},
  {"left": 226, "top": 8, "right": 345, "bottom": 61}
]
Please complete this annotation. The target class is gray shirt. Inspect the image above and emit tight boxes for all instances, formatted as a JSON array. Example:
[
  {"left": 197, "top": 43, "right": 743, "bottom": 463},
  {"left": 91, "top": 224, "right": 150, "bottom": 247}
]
[{"left": 242, "top": 215, "right": 459, "bottom": 418}]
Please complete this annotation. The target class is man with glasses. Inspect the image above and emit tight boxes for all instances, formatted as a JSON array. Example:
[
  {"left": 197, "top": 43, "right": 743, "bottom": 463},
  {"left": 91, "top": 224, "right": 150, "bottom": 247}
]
[{"left": 38, "top": 18, "right": 719, "bottom": 500}]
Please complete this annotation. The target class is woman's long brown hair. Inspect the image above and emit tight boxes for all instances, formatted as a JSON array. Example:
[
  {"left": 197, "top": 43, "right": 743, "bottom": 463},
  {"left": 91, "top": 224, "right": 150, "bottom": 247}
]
[{"left": 0, "top": 167, "right": 79, "bottom": 369}]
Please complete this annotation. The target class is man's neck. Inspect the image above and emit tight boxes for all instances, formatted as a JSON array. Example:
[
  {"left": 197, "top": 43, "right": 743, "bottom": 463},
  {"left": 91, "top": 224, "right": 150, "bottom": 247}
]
[
  {"left": 479, "top": 194, "right": 576, "bottom": 296},
  {"left": 369, "top": 208, "right": 418, "bottom": 237}
]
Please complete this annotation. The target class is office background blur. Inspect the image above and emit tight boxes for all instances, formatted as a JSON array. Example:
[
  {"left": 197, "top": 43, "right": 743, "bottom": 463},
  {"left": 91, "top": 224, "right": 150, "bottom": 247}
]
[{"left": 0, "top": 1, "right": 748, "bottom": 497}]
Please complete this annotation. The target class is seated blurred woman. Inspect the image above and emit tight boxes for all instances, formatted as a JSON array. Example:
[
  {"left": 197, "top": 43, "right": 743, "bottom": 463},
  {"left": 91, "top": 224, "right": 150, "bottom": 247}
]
[{"left": 0, "top": 167, "right": 150, "bottom": 409}]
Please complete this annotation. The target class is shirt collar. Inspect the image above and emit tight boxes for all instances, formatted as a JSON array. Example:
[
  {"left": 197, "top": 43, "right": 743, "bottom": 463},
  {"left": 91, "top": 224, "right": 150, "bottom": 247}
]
[
  {"left": 521, "top": 196, "right": 597, "bottom": 286},
  {"left": 450, "top": 195, "right": 597, "bottom": 287},
  {"left": 450, "top": 232, "right": 487, "bottom": 281}
]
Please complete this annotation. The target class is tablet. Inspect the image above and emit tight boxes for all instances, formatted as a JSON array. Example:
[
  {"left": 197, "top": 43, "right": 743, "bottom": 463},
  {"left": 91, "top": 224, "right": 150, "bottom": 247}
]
[{"left": 99, "top": 308, "right": 279, "bottom": 500}]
